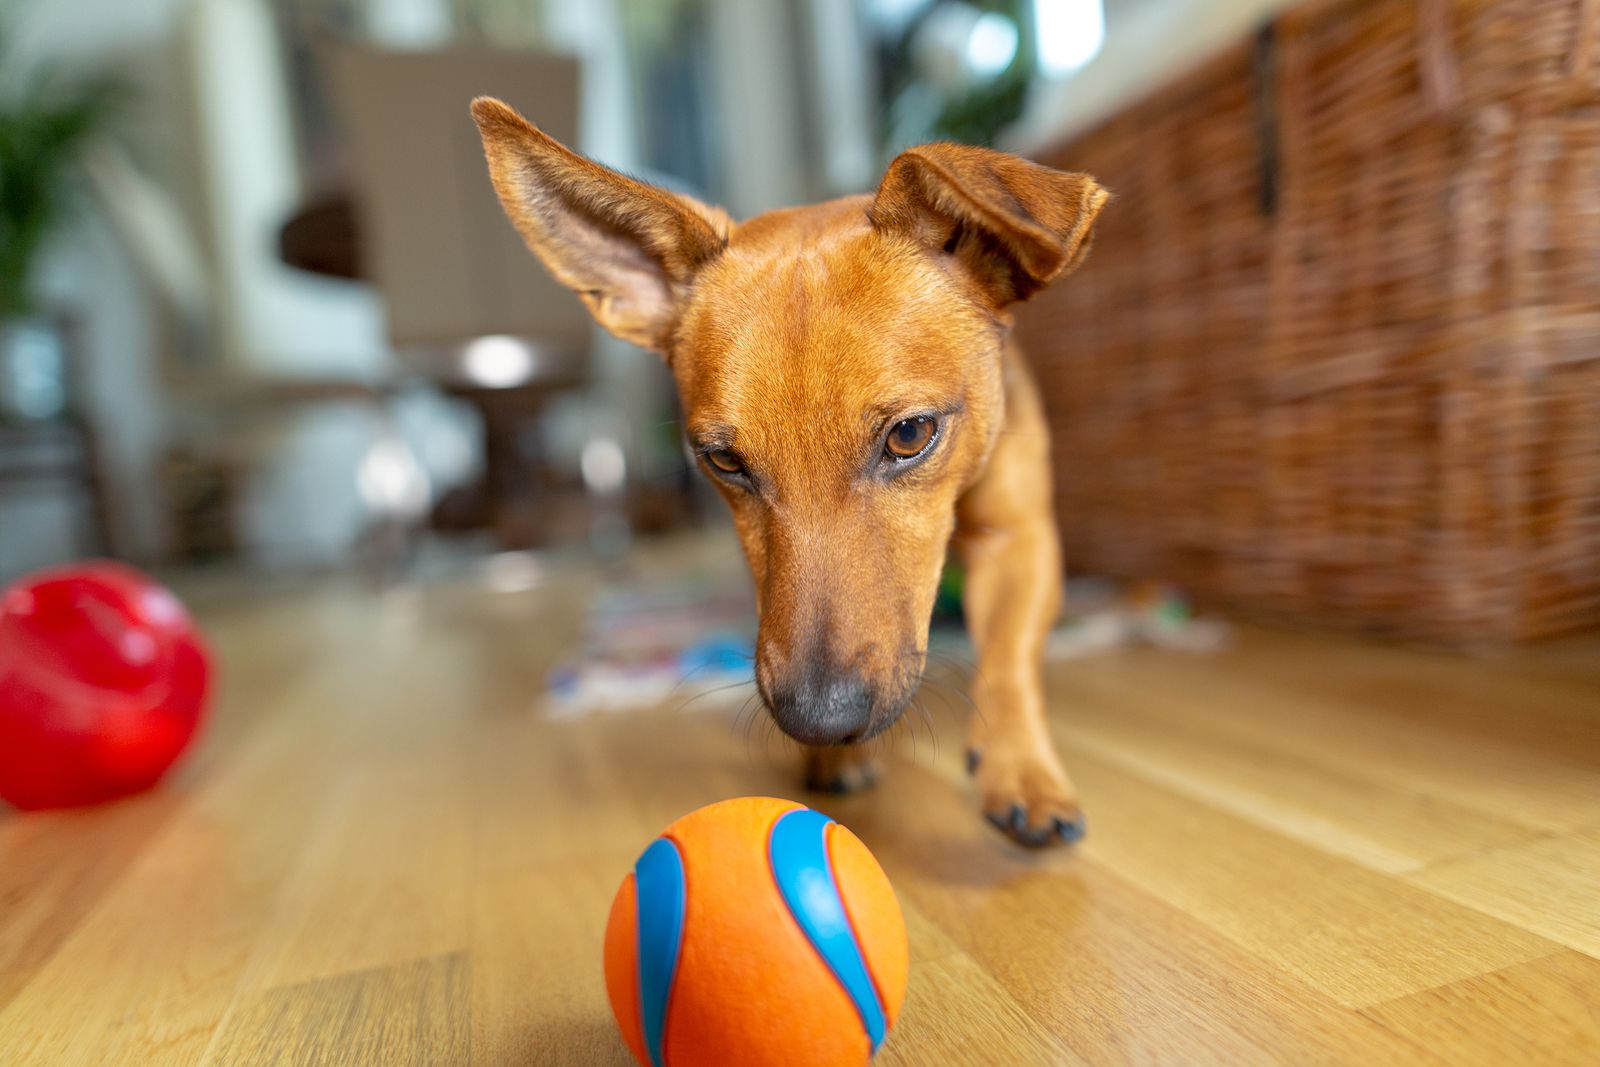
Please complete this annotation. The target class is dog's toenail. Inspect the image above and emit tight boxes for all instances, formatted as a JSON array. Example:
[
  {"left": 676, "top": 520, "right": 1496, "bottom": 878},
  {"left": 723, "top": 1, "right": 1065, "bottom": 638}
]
[
  {"left": 1016, "top": 825, "right": 1056, "bottom": 848},
  {"left": 965, "top": 749, "right": 981, "bottom": 775},
  {"left": 1053, "top": 815, "right": 1087, "bottom": 843},
  {"left": 985, "top": 810, "right": 1011, "bottom": 833},
  {"left": 1008, "top": 805, "right": 1027, "bottom": 832}
]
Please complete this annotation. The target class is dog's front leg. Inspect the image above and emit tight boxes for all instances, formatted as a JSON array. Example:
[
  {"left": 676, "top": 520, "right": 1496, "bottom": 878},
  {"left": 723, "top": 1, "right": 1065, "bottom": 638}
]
[
  {"left": 954, "top": 355, "right": 1083, "bottom": 847},
  {"left": 802, "top": 745, "right": 882, "bottom": 795}
]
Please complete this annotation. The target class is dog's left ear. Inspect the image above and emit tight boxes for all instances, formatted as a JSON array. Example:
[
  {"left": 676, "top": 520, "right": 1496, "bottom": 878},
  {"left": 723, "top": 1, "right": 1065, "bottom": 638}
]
[{"left": 869, "top": 143, "right": 1108, "bottom": 307}]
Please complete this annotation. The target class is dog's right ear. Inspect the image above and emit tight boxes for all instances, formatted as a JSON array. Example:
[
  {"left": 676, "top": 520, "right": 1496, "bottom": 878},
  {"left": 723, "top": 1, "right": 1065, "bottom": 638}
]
[{"left": 471, "top": 97, "right": 730, "bottom": 353}]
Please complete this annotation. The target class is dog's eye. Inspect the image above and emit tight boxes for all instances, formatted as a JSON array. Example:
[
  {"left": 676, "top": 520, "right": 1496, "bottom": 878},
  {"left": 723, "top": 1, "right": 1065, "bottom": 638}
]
[
  {"left": 885, "top": 416, "right": 936, "bottom": 460},
  {"left": 705, "top": 449, "right": 744, "bottom": 475}
]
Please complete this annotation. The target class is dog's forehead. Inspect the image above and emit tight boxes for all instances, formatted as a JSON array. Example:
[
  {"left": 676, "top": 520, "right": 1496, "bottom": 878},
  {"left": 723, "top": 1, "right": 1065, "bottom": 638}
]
[{"left": 673, "top": 203, "right": 996, "bottom": 448}]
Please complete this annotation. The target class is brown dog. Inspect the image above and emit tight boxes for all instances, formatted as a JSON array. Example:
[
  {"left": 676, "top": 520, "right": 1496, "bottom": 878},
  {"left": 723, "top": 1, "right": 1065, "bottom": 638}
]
[{"left": 473, "top": 98, "right": 1106, "bottom": 846}]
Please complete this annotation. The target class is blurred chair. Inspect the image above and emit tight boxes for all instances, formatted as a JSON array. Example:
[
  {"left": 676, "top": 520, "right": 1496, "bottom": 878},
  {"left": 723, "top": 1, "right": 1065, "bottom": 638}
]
[
  {"left": 323, "top": 44, "right": 593, "bottom": 548},
  {"left": 85, "top": 140, "right": 403, "bottom": 573},
  {"left": 0, "top": 314, "right": 113, "bottom": 575}
]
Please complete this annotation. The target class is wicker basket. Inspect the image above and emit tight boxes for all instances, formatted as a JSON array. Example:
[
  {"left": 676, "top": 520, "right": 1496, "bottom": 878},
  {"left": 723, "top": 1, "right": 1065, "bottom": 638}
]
[{"left": 1017, "top": 0, "right": 1600, "bottom": 643}]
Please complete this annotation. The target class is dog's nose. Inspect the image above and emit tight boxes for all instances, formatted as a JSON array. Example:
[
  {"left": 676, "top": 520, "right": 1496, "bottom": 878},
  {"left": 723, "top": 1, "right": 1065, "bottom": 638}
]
[{"left": 766, "top": 668, "right": 875, "bottom": 746}]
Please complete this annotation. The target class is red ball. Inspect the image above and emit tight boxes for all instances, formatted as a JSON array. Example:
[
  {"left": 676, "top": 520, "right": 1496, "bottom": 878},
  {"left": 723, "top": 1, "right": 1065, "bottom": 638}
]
[{"left": 0, "top": 562, "right": 211, "bottom": 810}]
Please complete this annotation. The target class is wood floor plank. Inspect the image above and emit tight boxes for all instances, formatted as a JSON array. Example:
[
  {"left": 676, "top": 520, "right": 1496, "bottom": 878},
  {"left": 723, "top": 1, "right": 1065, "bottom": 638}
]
[
  {"left": 202, "top": 954, "right": 469, "bottom": 1067},
  {"left": 469, "top": 864, "right": 636, "bottom": 1067},
  {"left": 468, "top": 716, "right": 662, "bottom": 876},
  {"left": 235, "top": 758, "right": 474, "bottom": 991},
  {"left": 1405, "top": 827, "right": 1600, "bottom": 957},
  {"left": 1063, "top": 686, "right": 1541, "bottom": 873},
  {"left": 0, "top": 796, "right": 180, "bottom": 1014},
  {"left": 1046, "top": 640, "right": 1600, "bottom": 834},
  {"left": 876, "top": 908, "right": 1083, "bottom": 1067},
  {"left": 1361, "top": 952, "right": 1600, "bottom": 1066},
  {"left": 818, "top": 756, "right": 1450, "bottom": 1067},
  {"left": 0, "top": 696, "right": 343, "bottom": 1065},
  {"left": 573, "top": 703, "right": 821, "bottom": 840},
  {"left": 1051, "top": 748, "right": 1561, "bottom": 1007},
  {"left": 1222, "top": 629, "right": 1600, "bottom": 762}
]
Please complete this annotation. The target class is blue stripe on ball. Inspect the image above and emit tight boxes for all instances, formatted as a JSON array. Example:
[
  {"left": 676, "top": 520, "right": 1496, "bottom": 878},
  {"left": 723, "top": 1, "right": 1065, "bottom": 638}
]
[
  {"left": 634, "top": 836, "right": 687, "bottom": 1067},
  {"left": 769, "top": 808, "right": 888, "bottom": 1051}
]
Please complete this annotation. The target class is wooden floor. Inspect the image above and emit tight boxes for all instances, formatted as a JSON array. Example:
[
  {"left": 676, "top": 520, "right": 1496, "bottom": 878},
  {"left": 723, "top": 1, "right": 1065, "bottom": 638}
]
[{"left": 2, "top": 536, "right": 1598, "bottom": 1066}]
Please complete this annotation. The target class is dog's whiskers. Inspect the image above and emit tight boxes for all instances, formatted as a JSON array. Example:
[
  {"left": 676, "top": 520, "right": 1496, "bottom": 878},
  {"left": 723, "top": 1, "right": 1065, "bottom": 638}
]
[
  {"left": 673, "top": 678, "right": 755, "bottom": 716},
  {"left": 918, "top": 673, "right": 976, "bottom": 715},
  {"left": 914, "top": 694, "right": 939, "bottom": 762},
  {"left": 761, "top": 713, "right": 792, "bottom": 775},
  {"left": 925, "top": 647, "right": 994, "bottom": 703},
  {"left": 734, "top": 691, "right": 765, "bottom": 764},
  {"left": 667, "top": 654, "right": 756, "bottom": 700},
  {"left": 886, "top": 647, "right": 981, "bottom": 728}
]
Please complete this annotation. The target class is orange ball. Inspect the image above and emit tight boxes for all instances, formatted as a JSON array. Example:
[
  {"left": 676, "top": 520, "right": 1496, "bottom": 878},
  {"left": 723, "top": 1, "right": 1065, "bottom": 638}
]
[{"left": 604, "top": 797, "right": 909, "bottom": 1067}]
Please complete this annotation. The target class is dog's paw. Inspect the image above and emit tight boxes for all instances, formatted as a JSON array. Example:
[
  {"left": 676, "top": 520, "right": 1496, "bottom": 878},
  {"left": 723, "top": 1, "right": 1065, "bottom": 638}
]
[
  {"left": 967, "top": 743, "right": 1084, "bottom": 848},
  {"left": 802, "top": 747, "right": 883, "bottom": 795}
]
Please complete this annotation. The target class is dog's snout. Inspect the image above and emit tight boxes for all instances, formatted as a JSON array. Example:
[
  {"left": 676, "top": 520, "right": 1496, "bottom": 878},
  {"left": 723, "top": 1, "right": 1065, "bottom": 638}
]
[{"left": 767, "top": 668, "right": 875, "bottom": 746}]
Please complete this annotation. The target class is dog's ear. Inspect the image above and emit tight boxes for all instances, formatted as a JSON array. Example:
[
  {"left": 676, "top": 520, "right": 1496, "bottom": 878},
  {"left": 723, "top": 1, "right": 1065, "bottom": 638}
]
[
  {"left": 471, "top": 97, "right": 730, "bottom": 353},
  {"left": 870, "top": 143, "right": 1108, "bottom": 307}
]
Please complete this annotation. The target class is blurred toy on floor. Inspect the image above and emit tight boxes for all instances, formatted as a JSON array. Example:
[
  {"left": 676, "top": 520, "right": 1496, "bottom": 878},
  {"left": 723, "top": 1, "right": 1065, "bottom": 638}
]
[
  {"left": 551, "top": 565, "right": 1227, "bottom": 719},
  {"left": 1045, "top": 576, "right": 1231, "bottom": 657},
  {"left": 932, "top": 566, "right": 1228, "bottom": 659},
  {"left": 546, "top": 572, "right": 755, "bottom": 718},
  {"left": 0, "top": 562, "right": 210, "bottom": 810}
]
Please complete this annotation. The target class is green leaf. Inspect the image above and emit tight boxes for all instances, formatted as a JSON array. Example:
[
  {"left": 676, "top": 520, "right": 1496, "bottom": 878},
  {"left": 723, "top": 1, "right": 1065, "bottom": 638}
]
[{"left": 0, "top": 1, "right": 129, "bottom": 316}]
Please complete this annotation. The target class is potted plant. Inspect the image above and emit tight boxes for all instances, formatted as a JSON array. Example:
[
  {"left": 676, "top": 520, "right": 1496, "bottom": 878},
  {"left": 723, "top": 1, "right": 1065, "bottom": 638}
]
[{"left": 0, "top": 6, "right": 120, "bottom": 421}]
